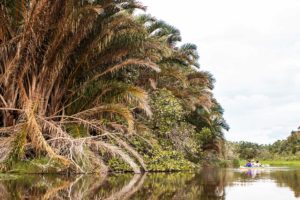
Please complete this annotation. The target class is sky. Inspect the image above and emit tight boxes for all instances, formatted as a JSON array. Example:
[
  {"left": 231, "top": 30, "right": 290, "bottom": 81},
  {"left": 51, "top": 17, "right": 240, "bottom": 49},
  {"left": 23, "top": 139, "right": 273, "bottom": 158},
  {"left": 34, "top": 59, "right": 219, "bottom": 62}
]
[{"left": 141, "top": 0, "right": 300, "bottom": 144}]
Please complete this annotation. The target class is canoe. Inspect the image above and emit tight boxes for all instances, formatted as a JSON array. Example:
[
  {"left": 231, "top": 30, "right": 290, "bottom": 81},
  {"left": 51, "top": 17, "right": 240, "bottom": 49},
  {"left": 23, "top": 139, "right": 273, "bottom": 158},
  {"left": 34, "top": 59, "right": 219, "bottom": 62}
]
[
  {"left": 239, "top": 167, "right": 264, "bottom": 170},
  {"left": 239, "top": 165, "right": 270, "bottom": 169}
]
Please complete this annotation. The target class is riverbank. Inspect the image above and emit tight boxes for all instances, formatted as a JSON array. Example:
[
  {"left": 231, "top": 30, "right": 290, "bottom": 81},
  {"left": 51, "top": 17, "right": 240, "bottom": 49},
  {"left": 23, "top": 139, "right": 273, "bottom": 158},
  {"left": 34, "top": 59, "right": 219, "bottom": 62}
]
[
  {"left": 2, "top": 156, "right": 233, "bottom": 174},
  {"left": 262, "top": 160, "right": 300, "bottom": 167}
]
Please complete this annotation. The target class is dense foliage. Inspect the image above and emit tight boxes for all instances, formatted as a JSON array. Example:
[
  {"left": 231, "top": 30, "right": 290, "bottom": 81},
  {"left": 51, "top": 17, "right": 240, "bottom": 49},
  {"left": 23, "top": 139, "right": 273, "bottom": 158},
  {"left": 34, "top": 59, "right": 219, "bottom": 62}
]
[
  {"left": 228, "top": 128, "right": 300, "bottom": 161},
  {"left": 235, "top": 141, "right": 266, "bottom": 160},
  {"left": 268, "top": 130, "right": 300, "bottom": 159},
  {"left": 0, "top": 0, "right": 228, "bottom": 173}
]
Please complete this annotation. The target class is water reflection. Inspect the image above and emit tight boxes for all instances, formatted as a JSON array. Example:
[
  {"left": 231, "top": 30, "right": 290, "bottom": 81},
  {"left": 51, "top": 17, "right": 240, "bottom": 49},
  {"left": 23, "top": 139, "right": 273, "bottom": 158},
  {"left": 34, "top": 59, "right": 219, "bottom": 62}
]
[
  {"left": 271, "top": 169, "right": 300, "bottom": 198},
  {"left": 0, "top": 167, "right": 300, "bottom": 199}
]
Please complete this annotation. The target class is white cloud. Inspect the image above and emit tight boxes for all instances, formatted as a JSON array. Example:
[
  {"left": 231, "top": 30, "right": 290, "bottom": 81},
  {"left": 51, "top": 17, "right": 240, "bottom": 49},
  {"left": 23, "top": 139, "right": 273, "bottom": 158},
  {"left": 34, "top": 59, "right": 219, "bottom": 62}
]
[{"left": 141, "top": 0, "right": 300, "bottom": 144}]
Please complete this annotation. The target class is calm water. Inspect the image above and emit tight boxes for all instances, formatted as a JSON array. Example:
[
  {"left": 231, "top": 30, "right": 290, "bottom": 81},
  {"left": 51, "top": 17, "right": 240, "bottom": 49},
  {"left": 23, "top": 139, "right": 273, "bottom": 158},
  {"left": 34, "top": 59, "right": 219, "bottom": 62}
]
[{"left": 0, "top": 167, "right": 300, "bottom": 199}]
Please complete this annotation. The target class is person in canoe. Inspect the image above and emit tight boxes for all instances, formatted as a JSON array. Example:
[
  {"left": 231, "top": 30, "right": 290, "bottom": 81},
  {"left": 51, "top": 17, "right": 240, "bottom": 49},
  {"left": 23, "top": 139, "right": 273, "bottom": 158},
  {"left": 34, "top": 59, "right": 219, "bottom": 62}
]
[
  {"left": 254, "top": 160, "right": 262, "bottom": 167},
  {"left": 245, "top": 160, "right": 252, "bottom": 167},
  {"left": 245, "top": 160, "right": 262, "bottom": 167}
]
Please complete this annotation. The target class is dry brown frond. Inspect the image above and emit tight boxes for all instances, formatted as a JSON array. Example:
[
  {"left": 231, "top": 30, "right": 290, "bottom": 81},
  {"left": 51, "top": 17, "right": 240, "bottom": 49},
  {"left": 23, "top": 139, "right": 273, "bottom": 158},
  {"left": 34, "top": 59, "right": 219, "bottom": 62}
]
[
  {"left": 88, "top": 140, "right": 142, "bottom": 173},
  {"left": 25, "top": 102, "right": 71, "bottom": 166},
  {"left": 0, "top": 0, "right": 158, "bottom": 173},
  {"left": 111, "top": 135, "right": 147, "bottom": 171},
  {"left": 160, "top": 67, "right": 188, "bottom": 88},
  {"left": 87, "top": 59, "right": 160, "bottom": 84},
  {"left": 148, "top": 78, "right": 157, "bottom": 90},
  {"left": 73, "top": 104, "right": 134, "bottom": 133},
  {"left": 120, "top": 86, "right": 152, "bottom": 117},
  {"left": 0, "top": 136, "right": 14, "bottom": 163}
]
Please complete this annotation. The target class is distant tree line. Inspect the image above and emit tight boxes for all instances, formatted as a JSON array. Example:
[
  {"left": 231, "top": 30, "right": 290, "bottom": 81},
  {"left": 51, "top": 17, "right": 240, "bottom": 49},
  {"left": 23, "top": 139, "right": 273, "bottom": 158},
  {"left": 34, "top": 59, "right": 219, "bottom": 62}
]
[{"left": 229, "top": 128, "right": 300, "bottom": 160}]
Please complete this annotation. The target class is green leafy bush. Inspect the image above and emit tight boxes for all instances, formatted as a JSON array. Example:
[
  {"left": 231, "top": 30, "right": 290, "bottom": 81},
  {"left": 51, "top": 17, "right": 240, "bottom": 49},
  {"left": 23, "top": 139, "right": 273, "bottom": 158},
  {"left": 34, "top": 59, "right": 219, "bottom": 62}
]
[{"left": 146, "top": 150, "right": 194, "bottom": 171}]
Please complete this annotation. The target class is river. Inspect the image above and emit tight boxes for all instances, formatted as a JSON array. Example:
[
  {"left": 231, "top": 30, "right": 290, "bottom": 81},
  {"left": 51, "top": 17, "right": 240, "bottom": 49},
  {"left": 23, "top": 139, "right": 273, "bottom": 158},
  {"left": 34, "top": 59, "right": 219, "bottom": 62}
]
[{"left": 0, "top": 167, "right": 299, "bottom": 199}]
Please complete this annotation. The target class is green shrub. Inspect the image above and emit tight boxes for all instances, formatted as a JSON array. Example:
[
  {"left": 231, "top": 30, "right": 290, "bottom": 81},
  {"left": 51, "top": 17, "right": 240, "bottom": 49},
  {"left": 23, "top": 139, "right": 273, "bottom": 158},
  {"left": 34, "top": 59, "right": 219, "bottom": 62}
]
[
  {"left": 146, "top": 150, "right": 195, "bottom": 171},
  {"left": 218, "top": 160, "right": 229, "bottom": 168},
  {"left": 108, "top": 157, "right": 132, "bottom": 172},
  {"left": 232, "top": 159, "right": 240, "bottom": 168}
]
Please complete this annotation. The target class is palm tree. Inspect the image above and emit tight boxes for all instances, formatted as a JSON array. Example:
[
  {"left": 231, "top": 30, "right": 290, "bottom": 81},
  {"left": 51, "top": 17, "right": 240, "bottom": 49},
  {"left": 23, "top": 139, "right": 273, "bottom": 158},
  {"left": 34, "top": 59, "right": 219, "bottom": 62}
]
[
  {"left": 0, "top": 0, "right": 160, "bottom": 173},
  {"left": 188, "top": 99, "right": 229, "bottom": 155},
  {"left": 0, "top": 1, "right": 228, "bottom": 173},
  {"left": 135, "top": 15, "right": 228, "bottom": 158}
]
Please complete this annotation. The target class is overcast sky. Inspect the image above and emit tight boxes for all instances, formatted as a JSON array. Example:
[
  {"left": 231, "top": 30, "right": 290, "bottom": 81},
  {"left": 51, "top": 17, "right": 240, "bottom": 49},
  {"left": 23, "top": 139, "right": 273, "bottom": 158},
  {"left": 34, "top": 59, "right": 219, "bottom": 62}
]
[{"left": 141, "top": 0, "right": 300, "bottom": 144}]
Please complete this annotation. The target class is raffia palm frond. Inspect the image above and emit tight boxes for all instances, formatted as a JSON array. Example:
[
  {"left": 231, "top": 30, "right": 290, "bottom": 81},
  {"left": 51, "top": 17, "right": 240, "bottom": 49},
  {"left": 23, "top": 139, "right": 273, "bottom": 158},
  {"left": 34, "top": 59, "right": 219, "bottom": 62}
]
[
  {"left": 118, "top": 86, "right": 152, "bottom": 117},
  {"left": 164, "top": 85, "right": 212, "bottom": 112},
  {"left": 159, "top": 66, "right": 189, "bottom": 88},
  {"left": 24, "top": 102, "right": 71, "bottom": 166},
  {"left": 0, "top": 0, "right": 154, "bottom": 172},
  {"left": 147, "top": 19, "right": 182, "bottom": 46},
  {"left": 37, "top": 117, "right": 70, "bottom": 139},
  {"left": 0, "top": 6, "right": 13, "bottom": 41},
  {"left": 0, "top": 136, "right": 14, "bottom": 163},
  {"left": 110, "top": 135, "right": 147, "bottom": 171},
  {"left": 73, "top": 104, "right": 134, "bottom": 133},
  {"left": 72, "top": 80, "right": 152, "bottom": 116},
  {"left": 135, "top": 14, "right": 156, "bottom": 25},
  {"left": 137, "top": 15, "right": 218, "bottom": 127},
  {"left": 86, "top": 59, "right": 160, "bottom": 84},
  {"left": 188, "top": 71, "right": 215, "bottom": 90},
  {"left": 94, "top": 84, "right": 152, "bottom": 116},
  {"left": 0, "top": 0, "right": 226, "bottom": 173},
  {"left": 89, "top": 140, "right": 142, "bottom": 173}
]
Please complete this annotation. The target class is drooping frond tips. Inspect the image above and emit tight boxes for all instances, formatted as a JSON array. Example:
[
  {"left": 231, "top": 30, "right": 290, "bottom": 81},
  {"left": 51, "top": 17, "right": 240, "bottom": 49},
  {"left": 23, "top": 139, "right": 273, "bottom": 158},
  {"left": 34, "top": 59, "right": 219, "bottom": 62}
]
[
  {"left": 87, "top": 59, "right": 160, "bottom": 83},
  {"left": 135, "top": 14, "right": 156, "bottom": 25},
  {"left": 88, "top": 5, "right": 104, "bottom": 15},
  {"left": 72, "top": 104, "right": 135, "bottom": 133}
]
